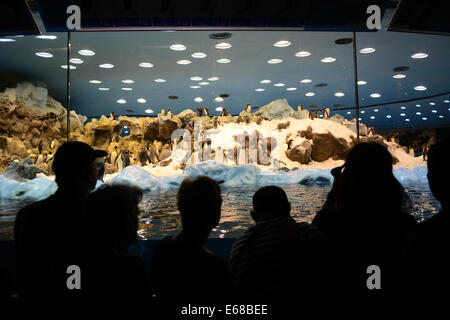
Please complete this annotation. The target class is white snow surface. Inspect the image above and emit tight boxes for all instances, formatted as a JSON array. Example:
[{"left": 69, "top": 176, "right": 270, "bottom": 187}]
[{"left": 0, "top": 161, "right": 429, "bottom": 202}]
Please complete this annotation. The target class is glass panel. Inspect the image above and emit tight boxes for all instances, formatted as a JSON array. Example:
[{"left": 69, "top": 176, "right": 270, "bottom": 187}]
[{"left": 0, "top": 32, "right": 67, "bottom": 239}]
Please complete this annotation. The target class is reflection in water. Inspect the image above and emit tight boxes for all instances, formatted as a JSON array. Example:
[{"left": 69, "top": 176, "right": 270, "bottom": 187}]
[{"left": 0, "top": 184, "right": 441, "bottom": 241}]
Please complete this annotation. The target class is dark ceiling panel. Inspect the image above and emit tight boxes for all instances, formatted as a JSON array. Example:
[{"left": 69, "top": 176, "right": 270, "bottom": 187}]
[
  {"left": 36, "top": 0, "right": 386, "bottom": 31},
  {"left": 0, "top": 0, "right": 39, "bottom": 36},
  {"left": 388, "top": 0, "right": 450, "bottom": 35}
]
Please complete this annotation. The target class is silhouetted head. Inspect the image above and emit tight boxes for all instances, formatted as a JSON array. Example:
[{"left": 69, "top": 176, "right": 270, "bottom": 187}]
[
  {"left": 337, "top": 142, "right": 405, "bottom": 214},
  {"left": 427, "top": 139, "right": 450, "bottom": 207},
  {"left": 87, "top": 183, "right": 143, "bottom": 252},
  {"left": 52, "top": 142, "right": 107, "bottom": 195},
  {"left": 177, "top": 176, "right": 222, "bottom": 237},
  {"left": 252, "top": 186, "right": 291, "bottom": 222}
]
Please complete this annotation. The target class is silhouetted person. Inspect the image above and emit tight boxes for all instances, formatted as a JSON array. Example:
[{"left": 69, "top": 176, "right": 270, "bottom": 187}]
[
  {"left": 230, "top": 186, "right": 336, "bottom": 305},
  {"left": 151, "top": 176, "right": 230, "bottom": 306},
  {"left": 413, "top": 139, "right": 450, "bottom": 297},
  {"left": 85, "top": 184, "right": 151, "bottom": 303},
  {"left": 313, "top": 142, "right": 415, "bottom": 298},
  {"left": 14, "top": 142, "right": 106, "bottom": 302}
]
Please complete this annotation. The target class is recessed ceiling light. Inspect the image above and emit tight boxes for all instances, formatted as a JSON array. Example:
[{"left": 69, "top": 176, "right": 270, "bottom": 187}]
[
  {"left": 274, "top": 83, "right": 285, "bottom": 87},
  {"left": 215, "top": 107, "right": 223, "bottom": 112},
  {"left": 357, "top": 80, "right": 367, "bottom": 85},
  {"left": 117, "top": 99, "right": 126, "bottom": 104},
  {"left": 429, "top": 102, "right": 435, "bottom": 105},
  {"left": 199, "top": 82, "right": 210, "bottom": 85},
  {"left": 121, "top": 87, "right": 133, "bottom": 91},
  {"left": 78, "top": 49, "right": 95, "bottom": 56},
  {"left": 300, "top": 79, "right": 312, "bottom": 83},
  {"left": 170, "top": 44, "right": 186, "bottom": 51},
  {"left": 215, "top": 42, "right": 231, "bottom": 49},
  {"left": 295, "top": 51, "right": 311, "bottom": 57},
  {"left": 432, "top": 110, "right": 437, "bottom": 113},
  {"left": 139, "top": 62, "right": 153, "bottom": 68},
  {"left": 36, "top": 35, "right": 57, "bottom": 40},
  {"left": 422, "top": 117, "right": 427, "bottom": 120},
  {"left": 255, "top": 88, "right": 265, "bottom": 92},
  {"left": 414, "top": 85, "right": 427, "bottom": 91},
  {"left": 145, "top": 109, "right": 154, "bottom": 114},
  {"left": 286, "top": 87, "right": 297, "bottom": 91},
  {"left": 401, "top": 106, "right": 406, "bottom": 109},
  {"left": 190, "top": 85, "right": 200, "bottom": 89},
  {"left": 155, "top": 79, "right": 166, "bottom": 83},
  {"left": 89, "top": 80, "right": 102, "bottom": 84},
  {"left": 305, "top": 92, "right": 315, "bottom": 96},
  {"left": 444, "top": 100, "right": 449, "bottom": 103},
  {"left": 416, "top": 104, "right": 421, "bottom": 107},
  {"left": 370, "top": 93, "right": 381, "bottom": 98},
  {"left": 122, "top": 79, "right": 134, "bottom": 84},
  {"left": 61, "top": 65, "right": 76, "bottom": 69},
  {"left": 194, "top": 97, "right": 203, "bottom": 102},
  {"left": 321, "top": 57, "right": 336, "bottom": 63},
  {"left": 69, "top": 58, "right": 83, "bottom": 64},
  {"left": 360, "top": 48, "right": 375, "bottom": 54},
  {"left": 177, "top": 59, "right": 191, "bottom": 65},
  {"left": 411, "top": 52, "right": 428, "bottom": 59},
  {"left": 98, "top": 88, "right": 109, "bottom": 91},
  {"left": 416, "top": 112, "right": 421, "bottom": 115},
  {"left": 386, "top": 115, "right": 392, "bottom": 118},
  {"left": 217, "top": 58, "right": 231, "bottom": 64},
  {"left": 400, "top": 113, "right": 406, "bottom": 116},
  {"left": 99, "top": 63, "right": 114, "bottom": 68},
  {"left": 273, "top": 40, "right": 291, "bottom": 47},
  {"left": 374, "top": 109, "right": 379, "bottom": 112},
  {"left": 208, "top": 77, "right": 219, "bottom": 81},
  {"left": 0, "top": 38, "right": 15, "bottom": 42},
  {"left": 334, "top": 92, "right": 345, "bottom": 97},
  {"left": 335, "top": 38, "right": 353, "bottom": 45},
  {"left": 393, "top": 74, "right": 406, "bottom": 79},
  {"left": 361, "top": 110, "right": 365, "bottom": 114},
  {"left": 137, "top": 98, "right": 146, "bottom": 103},
  {"left": 370, "top": 116, "right": 375, "bottom": 119},
  {"left": 190, "top": 76, "right": 202, "bottom": 81},
  {"left": 35, "top": 52, "right": 53, "bottom": 58},
  {"left": 260, "top": 80, "right": 271, "bottom": 84},
  {"left": 405, "top": 119, "right": 410, "bottom": 122},
  {"left": 192, "top": 52, "right": 207, "bottom": 58},
  {"left": 268, "top": 58, "right": 283, "bottom": 64},
  {"left": 215, "top": 97, "right": 224, "bottom": 102},
  {"left": 358, "top": 118, "right": 362, "bottom": 121},
  {"left": 439, "top": 115, "right": 444, "bottom": 118},
  {"left": 347, "top": 111, "right": 351, "bottom": 115}
]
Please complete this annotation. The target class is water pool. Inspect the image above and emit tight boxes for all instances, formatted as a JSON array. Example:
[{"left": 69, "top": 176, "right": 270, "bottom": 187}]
[{"left": 0, "top": 184, "right": 440, "bottom": 241}]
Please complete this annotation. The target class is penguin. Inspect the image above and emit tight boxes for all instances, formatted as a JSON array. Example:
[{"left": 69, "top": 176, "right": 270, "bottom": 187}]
[
  {"left": 245, "top": 103, "right": 251, "bottom": 113},
  {"left": 322, "top": 108, "right": 330, "bottom": 119},
  {"left": 196, "top": 108, "right": 203, "bottom": 117},
  {"left": 167, "top": 108, "right": 172, "bottom": 118},
  {"left": 203, "top": 107, "right": 210, "bottom": 117},
  {"left": 38, "top": 140, "right": 43, "bottom": 155},
  {"left": 50, "top": 137, "right": 55, "bottom": 151},
  {"left": 110, "top": 112, "right": 115, "bottom": 120},
  {"left": 35, "top": 153, "right": 44, "bottom": 165},
  {"left": 110, "top": 146, "right": 119, "bottom": 165},
  {"left": 160, "top": 108, "right": 166, "bottom": 117},
  {"left": 297, "top": 104, "right": 303, "bottom": 112},
  {"left": 221, "top": 108, "right": 230, "bottom": 117}
]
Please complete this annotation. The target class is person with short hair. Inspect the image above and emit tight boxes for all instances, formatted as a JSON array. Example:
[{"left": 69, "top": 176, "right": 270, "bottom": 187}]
[
  {"left": 85, "top": 183, "right": 151, "bottom": 302},
  {"left": 14, "top": 141, "right": 106, "bottom": 302},
  {"left": 230, "top": 186, "right": 336, "bottom": 303},
  {"left": 151, "top": 176, "right": 230, "bottom": 305}
]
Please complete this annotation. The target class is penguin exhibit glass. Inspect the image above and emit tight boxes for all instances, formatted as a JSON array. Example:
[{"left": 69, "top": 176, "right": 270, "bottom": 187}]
[{"left": 1, "top": 8, "right": 449, "bottom": 241}]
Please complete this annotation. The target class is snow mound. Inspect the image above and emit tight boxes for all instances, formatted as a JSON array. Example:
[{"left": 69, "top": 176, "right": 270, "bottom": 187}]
[{"left": 0, "top": 164, "right": 430, "bottom": 202}]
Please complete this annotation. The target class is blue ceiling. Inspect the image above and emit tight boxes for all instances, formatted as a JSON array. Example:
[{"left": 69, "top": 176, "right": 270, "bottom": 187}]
[{"left": 0, "top": 29, "right": 449, "bottom": 129}]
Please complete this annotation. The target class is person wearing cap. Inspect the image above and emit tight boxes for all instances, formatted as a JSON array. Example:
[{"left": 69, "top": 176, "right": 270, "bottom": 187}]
[{"left": 14, "top": 141, "right": 107, "bottom": 302}]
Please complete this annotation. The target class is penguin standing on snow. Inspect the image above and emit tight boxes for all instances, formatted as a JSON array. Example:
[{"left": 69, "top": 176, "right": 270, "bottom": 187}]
[{"left": 167, "top": 108, "right": 172, "bottom": 118}]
